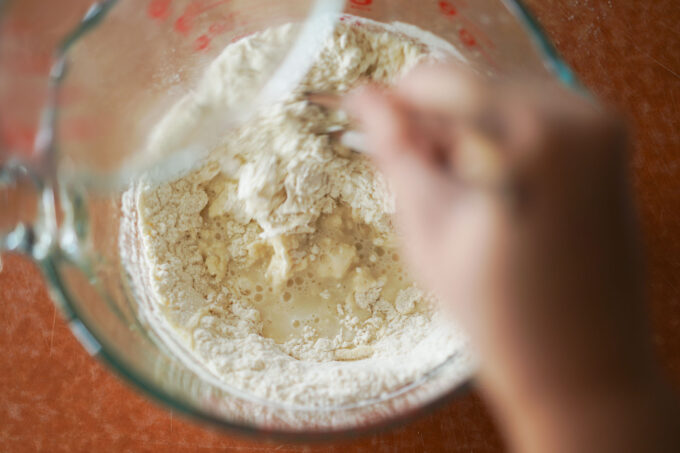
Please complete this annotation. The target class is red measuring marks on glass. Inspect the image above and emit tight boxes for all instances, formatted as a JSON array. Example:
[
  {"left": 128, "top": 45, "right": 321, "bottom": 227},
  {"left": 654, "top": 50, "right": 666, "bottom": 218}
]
[
  {"left": 338, "top": 13, "right": 362, "bottom": 27},
  {"left": 438, "top": 0, "right": 458, "bottom": 17},
  {"left": 194, "top": 12, "right": 236, "bottom": 50},
  {"left": 349, "top": 0, "right": 373, "bottom": 12},
  {"left": 173, "top": 0, "right": 231, "bottom": 35},
  {"left": 458, "top": 28, "right": 476, "bottom": 47},
  {"left": 437, "top": 0, "right": 497, "bottom": 67},
  {"left": 147, "top": 0, "right": 172, "bottom": 20},
  {"left": 146, "top": 0, "right": 238, "bottom": 51}
]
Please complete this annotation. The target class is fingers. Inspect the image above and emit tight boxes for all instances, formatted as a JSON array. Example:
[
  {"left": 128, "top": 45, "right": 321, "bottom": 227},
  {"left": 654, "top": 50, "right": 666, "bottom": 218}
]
[
  {"left": 343, "top": 85, "right": 413, "bottom": 165},
  {"left": 344, "top": 62, "right": 625, "bottom": 226},
  {"left": 396, "top": 63, "right": 623, "bottom": 206},
  {"left": 398, "top": 64, "right": 519, "bottom": 195},
  {"left": 396, "top": 62, "right": 483, "bottom": 116},
  {"left": 343, "top": 84, "right": 455, "bottom": 237},
  {"left": 397, "top": 64, "right": 539, "bottom": 163},
  {"left": 345, "top": 68, "right": 508, "bottom": 188}
]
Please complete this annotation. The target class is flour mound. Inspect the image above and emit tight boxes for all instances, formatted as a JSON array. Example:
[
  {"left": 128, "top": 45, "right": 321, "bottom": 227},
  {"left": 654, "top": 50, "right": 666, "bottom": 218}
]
[{"left": 130, "top": 17, "right": 471, "bottom": 408}]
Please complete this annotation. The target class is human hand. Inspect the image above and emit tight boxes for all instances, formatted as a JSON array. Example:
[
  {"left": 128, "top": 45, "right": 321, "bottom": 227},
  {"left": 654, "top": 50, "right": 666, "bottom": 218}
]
[{"left": 345, "top": 63, "right": 679, "bottom": 453}]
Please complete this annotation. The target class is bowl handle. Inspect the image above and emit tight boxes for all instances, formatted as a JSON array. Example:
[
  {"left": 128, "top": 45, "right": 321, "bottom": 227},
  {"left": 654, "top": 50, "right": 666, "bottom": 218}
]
[{"left": 0, "top": 158, "right": 58, "bottom": 270}]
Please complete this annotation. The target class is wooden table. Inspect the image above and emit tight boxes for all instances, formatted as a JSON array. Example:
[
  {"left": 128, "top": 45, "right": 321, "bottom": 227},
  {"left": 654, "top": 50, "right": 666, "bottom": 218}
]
[{"left": 1, "top": 1, "right": 678, "bottom": 451}]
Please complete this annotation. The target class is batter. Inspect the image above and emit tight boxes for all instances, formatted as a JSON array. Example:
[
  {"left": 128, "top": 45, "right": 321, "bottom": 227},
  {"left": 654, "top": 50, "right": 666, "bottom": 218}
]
[{"left": 132, "top": 18, "right": 471, "bottom": 407}]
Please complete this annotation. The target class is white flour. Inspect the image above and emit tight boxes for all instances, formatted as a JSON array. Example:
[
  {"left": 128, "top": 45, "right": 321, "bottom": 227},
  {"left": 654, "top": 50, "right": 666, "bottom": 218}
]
[{"left": 126, "top": 17, "right": 472, "bottom": 409}]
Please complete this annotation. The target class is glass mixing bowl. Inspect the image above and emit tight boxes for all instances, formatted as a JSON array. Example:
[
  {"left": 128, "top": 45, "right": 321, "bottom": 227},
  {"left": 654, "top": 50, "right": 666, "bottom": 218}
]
[{"left": 0, "top": 0, "right": 579, "bottom": 439}]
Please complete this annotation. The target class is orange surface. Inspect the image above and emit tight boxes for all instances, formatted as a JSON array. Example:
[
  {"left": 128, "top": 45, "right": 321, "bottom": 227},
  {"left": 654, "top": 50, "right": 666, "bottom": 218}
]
[{"left": 1, "top": 1, "right": 679, "bottom": 451}]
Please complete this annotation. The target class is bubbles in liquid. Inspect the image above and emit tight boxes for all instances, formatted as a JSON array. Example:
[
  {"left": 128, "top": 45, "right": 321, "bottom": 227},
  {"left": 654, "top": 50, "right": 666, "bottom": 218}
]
[
  {"left": 376, "top": 247, "right": 385, "bottom": 256},
  {"left": 286, "top": 279, "right": 294, "bottom": 288},
  {"left": 254, "top": 293, "right": 263, "bottom": 302},
  {"left": 295, "top": 277, "right": 303, "bottom": 285},
  {"left": 255, "top": 285, "right": 263, "bottom": 292},
  {"left": 292, "top": 320, "right": 300, "bottom": 328},
  {"left": 283, "top": 292, "right": 292, "bottom": 302},
  {"left": 392, "top": 253, "right": 399, "bottom": 262}
]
